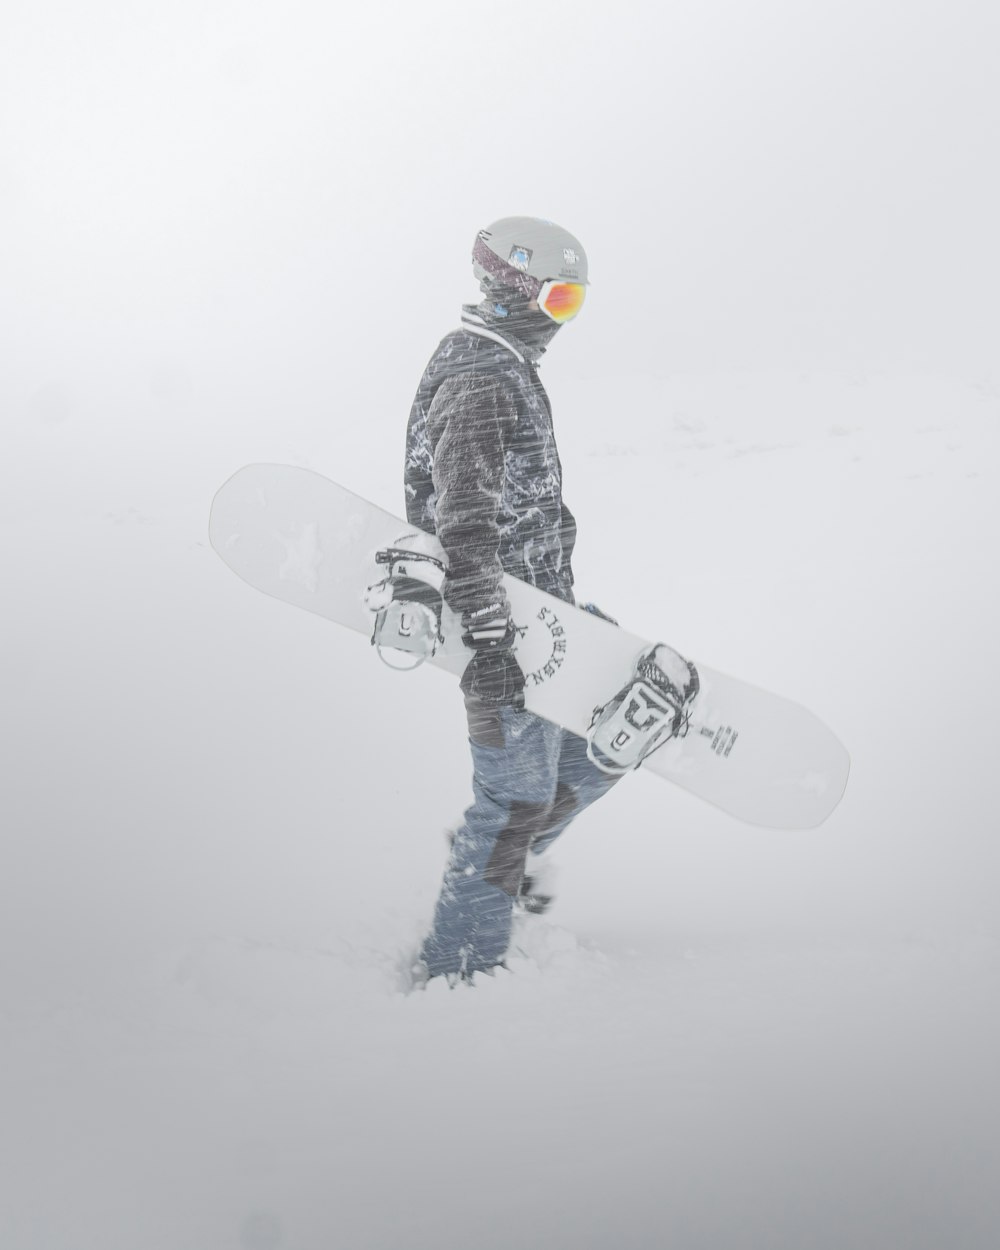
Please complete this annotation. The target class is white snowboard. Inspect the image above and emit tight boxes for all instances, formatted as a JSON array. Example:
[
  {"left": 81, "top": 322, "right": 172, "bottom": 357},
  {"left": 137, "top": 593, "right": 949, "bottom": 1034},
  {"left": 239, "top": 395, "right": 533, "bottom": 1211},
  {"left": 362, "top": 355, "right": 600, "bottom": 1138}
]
[{"left": 209, "top": 464, "right": 849, "bottom": 829}]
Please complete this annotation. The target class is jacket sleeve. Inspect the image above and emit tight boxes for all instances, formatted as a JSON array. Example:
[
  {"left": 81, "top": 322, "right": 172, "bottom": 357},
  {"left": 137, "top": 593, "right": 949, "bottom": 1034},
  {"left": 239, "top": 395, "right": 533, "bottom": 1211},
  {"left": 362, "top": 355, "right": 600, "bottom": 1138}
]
[{"left": 425, "top": 371, "right": 517, "bottom": 618}]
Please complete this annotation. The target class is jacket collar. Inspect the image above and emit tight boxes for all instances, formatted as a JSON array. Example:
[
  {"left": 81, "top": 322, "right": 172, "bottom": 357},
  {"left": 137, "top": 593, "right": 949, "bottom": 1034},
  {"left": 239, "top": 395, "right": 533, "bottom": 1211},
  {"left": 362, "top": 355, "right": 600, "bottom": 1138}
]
[{"left": 460, "top": 304, "right": 539, "bottom": 366}]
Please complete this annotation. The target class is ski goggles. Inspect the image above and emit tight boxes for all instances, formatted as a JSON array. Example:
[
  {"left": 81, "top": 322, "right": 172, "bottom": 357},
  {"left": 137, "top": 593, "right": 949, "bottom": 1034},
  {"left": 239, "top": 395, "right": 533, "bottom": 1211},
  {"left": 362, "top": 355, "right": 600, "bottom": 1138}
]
[{"left": 537, "top": 279, "right": 586, "bottom": 324}]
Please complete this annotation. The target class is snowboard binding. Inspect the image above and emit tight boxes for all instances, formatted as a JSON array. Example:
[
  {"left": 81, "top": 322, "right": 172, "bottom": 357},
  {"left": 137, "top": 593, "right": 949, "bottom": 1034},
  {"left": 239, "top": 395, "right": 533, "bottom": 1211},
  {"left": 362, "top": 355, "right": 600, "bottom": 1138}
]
[
  {"left": 365, "top": 541, "right": 446, "bottom": 670},
  {"left": 587, "top": 643, "right": 700, "bottom": 775}
]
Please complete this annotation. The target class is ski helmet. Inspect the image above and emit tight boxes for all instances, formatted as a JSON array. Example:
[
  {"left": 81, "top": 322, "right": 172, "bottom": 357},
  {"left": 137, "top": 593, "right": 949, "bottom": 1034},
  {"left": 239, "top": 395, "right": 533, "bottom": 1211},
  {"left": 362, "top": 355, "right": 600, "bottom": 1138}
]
[{"left": 472, "top": 216, "right": 588, "bottom": 323}]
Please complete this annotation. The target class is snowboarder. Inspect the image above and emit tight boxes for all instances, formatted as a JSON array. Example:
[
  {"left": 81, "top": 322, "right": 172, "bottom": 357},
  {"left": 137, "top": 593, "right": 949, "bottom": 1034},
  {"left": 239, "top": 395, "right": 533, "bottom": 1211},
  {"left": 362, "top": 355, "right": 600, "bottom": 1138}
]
[{"left": 404, "top": 216, "right": 621, "bottom": 984}]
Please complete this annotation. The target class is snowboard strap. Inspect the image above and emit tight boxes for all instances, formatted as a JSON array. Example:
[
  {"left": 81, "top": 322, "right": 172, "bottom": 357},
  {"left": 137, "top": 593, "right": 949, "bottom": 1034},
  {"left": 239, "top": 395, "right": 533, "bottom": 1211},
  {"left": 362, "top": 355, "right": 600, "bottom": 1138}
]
[
  {"left": 365, "top": 546, "right": 446, "bottom": 670},
  {"left": 586, "top": 643, "right": 700, "bottom": 775}
]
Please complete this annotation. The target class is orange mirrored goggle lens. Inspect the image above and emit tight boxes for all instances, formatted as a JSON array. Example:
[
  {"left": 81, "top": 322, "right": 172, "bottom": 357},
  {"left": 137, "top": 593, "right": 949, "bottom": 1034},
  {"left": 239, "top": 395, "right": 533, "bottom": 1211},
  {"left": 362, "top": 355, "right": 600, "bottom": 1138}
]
[{"left": 538, "top": 280, "right": 586, "bottom": 323}]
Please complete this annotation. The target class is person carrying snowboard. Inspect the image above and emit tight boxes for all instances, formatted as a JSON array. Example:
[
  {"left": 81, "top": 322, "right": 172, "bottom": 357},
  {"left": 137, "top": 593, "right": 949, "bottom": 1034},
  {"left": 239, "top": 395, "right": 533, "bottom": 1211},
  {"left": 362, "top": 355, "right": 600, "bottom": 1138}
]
[{"left": 404, "top": 216, "right": 621, "bottom": 984}]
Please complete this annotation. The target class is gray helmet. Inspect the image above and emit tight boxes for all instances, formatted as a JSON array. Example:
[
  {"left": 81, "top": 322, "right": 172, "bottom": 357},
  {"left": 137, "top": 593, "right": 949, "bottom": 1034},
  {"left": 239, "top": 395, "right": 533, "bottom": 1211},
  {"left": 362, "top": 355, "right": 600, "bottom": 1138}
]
[{"left": 472, "top": 216, "right": 588, "bottom": 296}]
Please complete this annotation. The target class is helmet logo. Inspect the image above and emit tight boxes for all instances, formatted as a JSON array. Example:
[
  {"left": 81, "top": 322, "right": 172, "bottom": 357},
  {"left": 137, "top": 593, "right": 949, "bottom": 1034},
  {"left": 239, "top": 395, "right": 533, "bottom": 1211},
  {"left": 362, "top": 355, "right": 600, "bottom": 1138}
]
[
  {"left": 508, "top": 245, "right": 532, "bottom": 272},
  {"left": 563, "top": 247, "right": 579, "bottom": 266}
]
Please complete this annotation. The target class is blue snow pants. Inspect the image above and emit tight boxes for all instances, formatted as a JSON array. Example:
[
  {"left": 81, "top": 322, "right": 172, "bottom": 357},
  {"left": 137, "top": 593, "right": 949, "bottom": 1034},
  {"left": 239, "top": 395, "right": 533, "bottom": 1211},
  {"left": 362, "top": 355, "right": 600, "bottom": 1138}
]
[{"left": 420, "top": 696, "right": 620, "bottom": 979}]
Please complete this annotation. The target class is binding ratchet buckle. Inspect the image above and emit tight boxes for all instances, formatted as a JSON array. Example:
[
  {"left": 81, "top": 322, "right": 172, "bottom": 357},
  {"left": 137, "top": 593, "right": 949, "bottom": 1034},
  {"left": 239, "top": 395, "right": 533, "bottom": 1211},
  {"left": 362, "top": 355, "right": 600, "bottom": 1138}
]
[
  {"left": 587, "top": 643, "right": 700, "bottom": 775},
  {"left": 364, "top": 544, "right": 446, "bottom": 670}
]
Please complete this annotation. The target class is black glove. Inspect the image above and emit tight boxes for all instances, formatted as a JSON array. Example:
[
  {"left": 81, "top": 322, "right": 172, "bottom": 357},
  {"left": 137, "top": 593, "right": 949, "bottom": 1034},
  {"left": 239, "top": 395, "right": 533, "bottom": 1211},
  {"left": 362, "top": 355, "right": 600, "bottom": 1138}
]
[
  {"left": 460, "top": 649, "right": 526, "bottom": 710},
  {"left": 459, "top": 604, "right": 526, "bottom": 711}
]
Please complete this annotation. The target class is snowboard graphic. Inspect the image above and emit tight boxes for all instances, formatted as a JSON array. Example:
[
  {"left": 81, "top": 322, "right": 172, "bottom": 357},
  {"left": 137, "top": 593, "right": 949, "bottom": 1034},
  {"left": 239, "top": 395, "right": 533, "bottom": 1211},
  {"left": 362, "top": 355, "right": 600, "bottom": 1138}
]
[{"left": 210, "top": 464, "right": 849, "bottom": 829}]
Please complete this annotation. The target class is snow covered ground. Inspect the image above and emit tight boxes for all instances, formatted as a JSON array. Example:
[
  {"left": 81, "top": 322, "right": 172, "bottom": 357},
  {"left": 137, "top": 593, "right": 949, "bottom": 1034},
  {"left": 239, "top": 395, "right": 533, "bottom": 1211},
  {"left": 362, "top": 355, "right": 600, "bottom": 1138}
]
[{"left": 3, "top": 4, "right": 999, "bottom": 1249}]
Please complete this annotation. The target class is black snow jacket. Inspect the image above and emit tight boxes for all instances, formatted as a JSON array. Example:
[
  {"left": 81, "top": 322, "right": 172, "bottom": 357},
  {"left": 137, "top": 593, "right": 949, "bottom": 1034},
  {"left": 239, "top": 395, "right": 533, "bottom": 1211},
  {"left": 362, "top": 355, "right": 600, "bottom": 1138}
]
[{"left": 404, "top": 303, "right": 577, "bottom": 618}]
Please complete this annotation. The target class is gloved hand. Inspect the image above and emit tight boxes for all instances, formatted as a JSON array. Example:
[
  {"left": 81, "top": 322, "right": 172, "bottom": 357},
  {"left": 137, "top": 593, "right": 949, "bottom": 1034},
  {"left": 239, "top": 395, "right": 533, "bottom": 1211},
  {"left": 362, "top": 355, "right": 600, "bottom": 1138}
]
[
  {"left": 459, "top": 604, "right": 526, "bottom": 711},
  {"left": 460, "top": 649, "right": 526, "bottom": 709}
]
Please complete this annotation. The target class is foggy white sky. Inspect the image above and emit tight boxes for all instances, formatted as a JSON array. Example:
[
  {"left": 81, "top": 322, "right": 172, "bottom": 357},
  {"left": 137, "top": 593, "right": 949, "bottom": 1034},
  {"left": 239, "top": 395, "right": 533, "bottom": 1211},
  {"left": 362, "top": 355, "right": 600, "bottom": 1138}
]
[{"left": 2, "top": 0, "right": 997, "bottom": 408}]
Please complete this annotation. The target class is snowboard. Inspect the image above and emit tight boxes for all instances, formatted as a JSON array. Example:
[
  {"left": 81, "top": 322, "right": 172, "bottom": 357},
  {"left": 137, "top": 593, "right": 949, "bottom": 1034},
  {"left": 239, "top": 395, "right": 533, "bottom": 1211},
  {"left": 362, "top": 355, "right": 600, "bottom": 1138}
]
[{"left": 209, "top": 463, "right": 849, "bottom": 830}]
